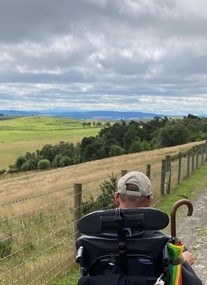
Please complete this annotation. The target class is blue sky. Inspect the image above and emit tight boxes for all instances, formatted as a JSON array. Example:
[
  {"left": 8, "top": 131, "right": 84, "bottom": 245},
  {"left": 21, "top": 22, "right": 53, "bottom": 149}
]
[{"left": 0, "top": 0, "right": 207, "bottom": 116}]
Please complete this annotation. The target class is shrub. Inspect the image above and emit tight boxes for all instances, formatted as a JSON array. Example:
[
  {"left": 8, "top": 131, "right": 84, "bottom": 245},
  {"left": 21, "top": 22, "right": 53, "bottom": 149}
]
[
  {"left": 21, "top": 161, "right": 30, "bottom": 172},
  {"left": 0, "top": 218, "right": 13, "bottom": 258},
  {"left": 7, "top": 166, "right": 18, "bottom": 173},
  {"left": 58, "top": 156, "right": 71, "bottom": 167},
  {"left": 81, "top": 173, "right": 117, "bottom": 215},
  {"left": 109, "top": 145, "right": 124, "bottom": 156},
  {"left": 0, "top": 237, "right": 12, "bottom": 258},
  {"left": 38, "top": 159, "right": 51, "bottom": 170},
  {"left": 0, "top": 169, "right": 6, "bottom": 175},
  {"left": 15, "top": 155, "right": 26, "bottom": 171}
]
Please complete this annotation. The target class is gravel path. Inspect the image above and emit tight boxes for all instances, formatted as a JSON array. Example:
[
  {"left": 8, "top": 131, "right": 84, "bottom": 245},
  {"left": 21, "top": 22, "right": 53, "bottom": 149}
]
[{"left": 176, "top": 189, "right": 207, "bottom": 284}]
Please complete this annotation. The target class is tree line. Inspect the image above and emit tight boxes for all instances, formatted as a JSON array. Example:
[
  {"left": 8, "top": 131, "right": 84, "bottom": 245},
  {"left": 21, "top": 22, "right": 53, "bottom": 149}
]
[{"left": 5, "top": 114, "right": 207, "bottom": 173}]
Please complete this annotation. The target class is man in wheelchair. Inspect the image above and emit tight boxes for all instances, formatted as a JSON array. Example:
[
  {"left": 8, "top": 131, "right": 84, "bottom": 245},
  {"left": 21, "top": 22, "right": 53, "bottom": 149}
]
[{"left": 76, "top": 171, "right": 203, "bottom": 284}]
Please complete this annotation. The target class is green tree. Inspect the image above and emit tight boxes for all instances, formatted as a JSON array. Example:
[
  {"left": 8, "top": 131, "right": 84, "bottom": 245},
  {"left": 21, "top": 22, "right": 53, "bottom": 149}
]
[
  {"left": 109, "top": 144, "right": 125, "bottom": 156},
  {"left": 99, "top": 120, "right": 128, "bottom": 148},
  {"left": 96, "top": 122, "right": 102, "bottom": 127},
  {"left": 102, "top": 138, "right": 121, "bottom": 156},
  {"left": 157, "top": 124, "right": 190, "bottom": 147},
  {"left": 58, "top": 156, "right": 71, "bottom": 167},
  {"left": 39, "top": 144, "right": 56, "bottom": 161},
  {"left": 80, "top": 136, "right": 105, "bottom": 161},
  {"left": 128, "top": 139, "right": 150, "bottom": 153}
]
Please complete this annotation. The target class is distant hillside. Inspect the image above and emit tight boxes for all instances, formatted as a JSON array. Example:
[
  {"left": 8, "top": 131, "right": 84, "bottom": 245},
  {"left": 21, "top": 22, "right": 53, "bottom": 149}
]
[
  {"left": 0, "top": 110, "right": 39, "bottom": 116},
  {"left": 0, "top": 109, "right": 164, "bottom": 120}
]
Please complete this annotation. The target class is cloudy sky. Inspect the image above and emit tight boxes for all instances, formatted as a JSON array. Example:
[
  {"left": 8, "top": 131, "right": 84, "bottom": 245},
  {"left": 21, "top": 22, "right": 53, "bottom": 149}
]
[{"left": 1, "top": 0, "right": 207, "bottom": 116}]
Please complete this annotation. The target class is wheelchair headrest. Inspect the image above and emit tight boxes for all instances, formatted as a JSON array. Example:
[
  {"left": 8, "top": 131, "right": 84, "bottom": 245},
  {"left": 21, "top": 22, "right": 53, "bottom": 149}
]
[{"left": 78, "top": 207, "right": 169, "bottom": 235}]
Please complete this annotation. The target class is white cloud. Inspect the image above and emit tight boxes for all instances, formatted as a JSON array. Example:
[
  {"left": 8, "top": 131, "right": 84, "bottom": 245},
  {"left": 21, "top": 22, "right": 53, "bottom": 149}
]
[{"left": 0, "top": 0, "right": 207, "bottom": 116}]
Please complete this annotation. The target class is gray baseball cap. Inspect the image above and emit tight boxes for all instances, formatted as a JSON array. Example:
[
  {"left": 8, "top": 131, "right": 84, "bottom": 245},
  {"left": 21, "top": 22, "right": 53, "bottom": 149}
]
[{"left": 117, "top": 171, "right": 152, "bottom": 197}]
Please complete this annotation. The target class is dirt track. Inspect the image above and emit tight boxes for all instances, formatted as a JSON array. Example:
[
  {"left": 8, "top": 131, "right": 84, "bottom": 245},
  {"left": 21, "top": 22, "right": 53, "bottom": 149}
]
[{"left": 176, "top": 188, "right": 207, "bottom": 284}]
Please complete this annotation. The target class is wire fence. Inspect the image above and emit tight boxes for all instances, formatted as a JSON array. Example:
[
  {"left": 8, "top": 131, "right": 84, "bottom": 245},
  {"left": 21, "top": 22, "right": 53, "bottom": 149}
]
[{"left": 0, "top": 142, "right": 207, "bottom": 284}]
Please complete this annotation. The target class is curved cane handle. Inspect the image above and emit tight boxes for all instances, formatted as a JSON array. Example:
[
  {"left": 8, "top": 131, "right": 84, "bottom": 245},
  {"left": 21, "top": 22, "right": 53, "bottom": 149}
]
[{"left": 171, "top": 199, "right": 193, "bottom": 240}]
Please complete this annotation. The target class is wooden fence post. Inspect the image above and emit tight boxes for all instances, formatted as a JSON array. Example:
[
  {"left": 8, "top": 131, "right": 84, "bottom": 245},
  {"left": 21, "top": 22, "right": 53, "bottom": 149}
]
[
  {"left": 160, "top": 159, "right": 165, "bottom": 196},
  {"left": 192, "top": 147, "right": 195, "bottom": 173},
  {"left": 177, "top": 152, "right": 182, "bottom": 184},
  {"left": 205, "top": 141, "right": 207, "bottom": 162},
  {"left": 201, "top": 144, "right": 204, "bottom": 164},
  {"left": 73, "top": 183, "right": 82, "bottom": 244},
  {"left": 146, "top": 164, "right": 151, "bottom": 179},
  {"left": 164, "top": 155, "right": 171, "bottom": 194},
  {"left": 196, "top": 147, "right": 199, "bottom": 169},
  {"left": 187, "top": 150, "right": 190, "bottom": 178}
]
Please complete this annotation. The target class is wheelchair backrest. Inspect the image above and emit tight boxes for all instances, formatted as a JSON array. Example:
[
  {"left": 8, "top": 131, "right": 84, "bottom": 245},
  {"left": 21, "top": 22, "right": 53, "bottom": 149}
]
[{"left": 76, "top": 207, "right": 170, "bottom": 284}]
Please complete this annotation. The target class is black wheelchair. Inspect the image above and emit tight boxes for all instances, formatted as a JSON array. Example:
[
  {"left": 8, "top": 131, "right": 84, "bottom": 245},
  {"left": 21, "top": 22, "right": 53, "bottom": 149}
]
[{"left": 76, "top": 207, "right": 171, "bottom": 285}]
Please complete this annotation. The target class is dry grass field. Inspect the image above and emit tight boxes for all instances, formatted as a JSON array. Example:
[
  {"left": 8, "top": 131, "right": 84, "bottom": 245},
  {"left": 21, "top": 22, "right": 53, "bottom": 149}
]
[{"left": 0, "top": 140, "right": 205, "bottom": 214}]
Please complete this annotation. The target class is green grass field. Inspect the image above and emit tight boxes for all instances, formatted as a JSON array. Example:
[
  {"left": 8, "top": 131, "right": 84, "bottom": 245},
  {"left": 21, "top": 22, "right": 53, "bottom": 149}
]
[{"left": 0, "top": 116, "right": 101, "bottom": 170}]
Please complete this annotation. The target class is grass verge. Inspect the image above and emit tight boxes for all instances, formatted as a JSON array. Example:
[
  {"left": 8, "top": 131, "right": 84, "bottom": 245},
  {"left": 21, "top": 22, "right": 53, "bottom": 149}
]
[
  {"left": 155, "top": 163, "right": 207, "bottom": 215},
  {"left": 48, "top": 265, "right": 80, "bottom": 285}
]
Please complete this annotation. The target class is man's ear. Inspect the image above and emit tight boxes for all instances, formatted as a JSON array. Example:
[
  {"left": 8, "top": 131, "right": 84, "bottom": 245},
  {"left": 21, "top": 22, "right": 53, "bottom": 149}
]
[
  {"left": 147, "top": 196, "right": 154, "bottom": 206},
  {"left": 114, "top": 192, "right": 120, "bottom": 206}
]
